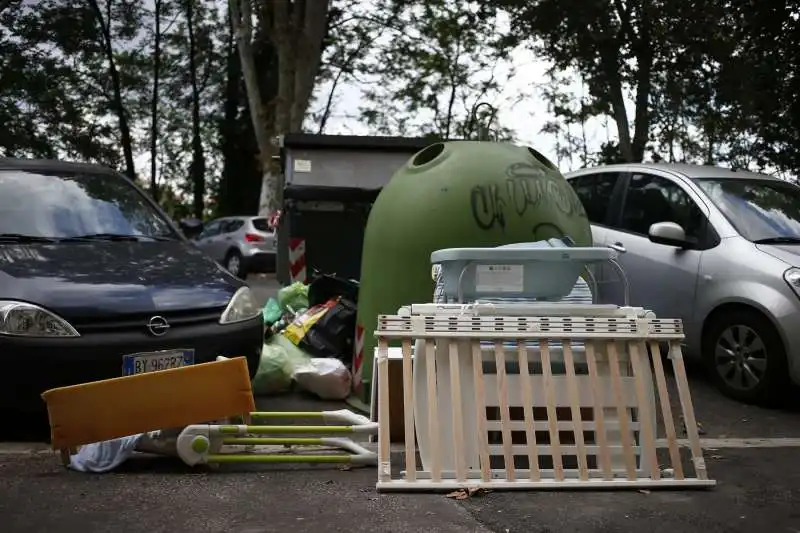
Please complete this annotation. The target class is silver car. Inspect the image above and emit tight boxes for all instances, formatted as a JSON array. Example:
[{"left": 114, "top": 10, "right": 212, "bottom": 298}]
[
  {"left": 194, "top": 216, "right": 276, "bottom": 278},
  {"left": 564, "top": 163, "right": 800, "bottom": 404}
]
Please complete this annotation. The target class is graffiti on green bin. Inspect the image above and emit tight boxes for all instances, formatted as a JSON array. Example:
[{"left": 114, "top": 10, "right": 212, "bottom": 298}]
[{"left": 470, "top": 162, "right": 587, "bottom": 233}]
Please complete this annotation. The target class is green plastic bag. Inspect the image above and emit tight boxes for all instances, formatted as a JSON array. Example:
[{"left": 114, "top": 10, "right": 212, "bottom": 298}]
[
  {"left": 277, "top": 282, "right": 309, "bottom": 313},
  {"left": 251, "top": 334, "right": 311, "bottom": 396},
  {"left": 262, "top": 297, "right": 283, "bottom": 325}
]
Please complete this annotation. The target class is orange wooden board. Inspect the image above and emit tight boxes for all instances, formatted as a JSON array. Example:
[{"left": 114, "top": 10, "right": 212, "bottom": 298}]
[{"left": 42, "top": 356, "right": 255, "bottom": 450}]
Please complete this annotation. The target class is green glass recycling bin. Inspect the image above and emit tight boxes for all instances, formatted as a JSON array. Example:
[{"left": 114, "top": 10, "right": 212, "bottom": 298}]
[{"left": 353, "top": 141, "right": 592, "bottom": 404}]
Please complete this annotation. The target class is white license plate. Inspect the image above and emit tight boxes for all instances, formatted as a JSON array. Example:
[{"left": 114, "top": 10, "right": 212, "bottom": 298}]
[{"left": 122, "top": 349, "right": 195, "bottom": 376}]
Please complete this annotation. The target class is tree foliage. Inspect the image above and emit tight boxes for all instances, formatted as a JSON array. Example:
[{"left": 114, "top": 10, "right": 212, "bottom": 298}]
[
  {"left": 496, "top": 0, "right": 800, "bottom": 174},
  {"left": 0, "top": 0, "right": 798, "bottom": 224},
  {"left": 356, "top": 0, "right": 515, "bottom": 140}
]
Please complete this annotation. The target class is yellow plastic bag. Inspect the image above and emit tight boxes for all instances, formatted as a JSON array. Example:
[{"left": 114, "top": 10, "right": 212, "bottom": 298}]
[{"left": 283, "top": 299, "right": 337, "bottom": 346}]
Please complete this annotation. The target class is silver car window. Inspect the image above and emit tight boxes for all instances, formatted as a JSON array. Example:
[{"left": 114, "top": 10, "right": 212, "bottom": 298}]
[
  {"left": 619, "top": 174, "right": 706, "bottom": 240},
  {"left": 197, "top": 220, "right": 222, "bottom": 239},
  {"left": 568, "top": 172, "right": 622, "bottom": 224},
  {"left": 223, "top": 219, "right": 245, "bottom": 233}
]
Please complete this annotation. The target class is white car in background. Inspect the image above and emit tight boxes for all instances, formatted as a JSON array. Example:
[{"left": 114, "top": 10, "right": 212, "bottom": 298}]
[{"left": 194, "top": 216, "right": 276, "bottom": 278}]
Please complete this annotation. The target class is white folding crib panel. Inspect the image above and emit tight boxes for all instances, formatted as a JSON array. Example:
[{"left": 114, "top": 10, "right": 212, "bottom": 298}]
[{"left": 374, "top": 311, "right": 715, "bottom": 492}]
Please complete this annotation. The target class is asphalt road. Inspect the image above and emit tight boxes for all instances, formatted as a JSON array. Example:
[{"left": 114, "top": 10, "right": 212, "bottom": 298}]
[{"left": 2, "top": 275, "right": 799, "bottom": 532}]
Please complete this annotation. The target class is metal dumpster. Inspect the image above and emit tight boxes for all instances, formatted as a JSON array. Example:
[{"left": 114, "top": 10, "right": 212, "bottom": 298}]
[{"left": 276, "top": 134, "right": 434, "bottom": 285}]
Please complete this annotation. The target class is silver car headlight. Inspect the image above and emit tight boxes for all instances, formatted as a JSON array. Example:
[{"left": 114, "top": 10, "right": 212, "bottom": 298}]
[
  {"left": 784, "top": 267, "right": 800, "bottom": 299},
  {"left": 219, "top": 286, "right": 261, "bottom": 324},
  {"left": 0, "top": 300, "right": 80, "bottom": 337}
]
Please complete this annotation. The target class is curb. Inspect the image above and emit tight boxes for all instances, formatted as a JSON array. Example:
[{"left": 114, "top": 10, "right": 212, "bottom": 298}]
[
  {"left": 0, "top": 443, "right": 53, "bottom": 456},
  {"left": 5, "top": 437, "right": 800, "bottom": 457}
]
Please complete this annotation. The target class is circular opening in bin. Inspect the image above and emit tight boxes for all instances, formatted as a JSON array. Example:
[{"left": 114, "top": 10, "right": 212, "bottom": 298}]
[
  {"left": 412, "top": 143, "right": 445, "bottom": 167},
  {"left": 527, "top": 147, "right": 558, "bottom": 171}
]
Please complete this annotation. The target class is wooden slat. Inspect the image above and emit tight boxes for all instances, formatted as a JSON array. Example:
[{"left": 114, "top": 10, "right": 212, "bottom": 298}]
[
  {"left": 373, "top": 311, "right": 714, "bottom": 492},
  {"left": 377, "top": 477, "right": 716, "bottom": 491},
  {"left": 378, "top": 315, "right": 683, "bottom": 331},
  {"left": 472, "top": 340, "right": 492, "bottom": 482},
  {"left": 377, "top": 338, "right": 392, "bottom": 483},
  {"left": 539, "top": 339, "right": 564, "bottom": 481},
  {"left": 668, "top": 341, "right": 708, "bottom": 480},
  {"left": 563, "top": 340, "right": 589, "bottom": 481},
  {"left": 517, "top": 340, "right": 541, "bottom": 481},
  {"left": 607, "top": 340, "right": 637, "bottom": 480},
  {"left": 377, "top": 330, "right": 683, "bottom": 341},
  {"left": 649, "top": 341, "right": 684, "bottom": 479},
  {"left": 586, "top": 340, "right": 612, "bottom": 480},
  {"left": 425, "top": 339, "right": 441, "bottom": 482},
  {"left": 448, "top": 339, "right": 467, "bottom": 482},
  {"left": 494, "top": 340, "right": 515, "bottom": 480},
  {"left": 629, "top": 341, "right": 660, "bottom": 479},
  {"left": 401, "top": 338, "right": 416, "bottom": 481},
  {"left": 376, "top": 315, "right": 685, "bottom": 340}
]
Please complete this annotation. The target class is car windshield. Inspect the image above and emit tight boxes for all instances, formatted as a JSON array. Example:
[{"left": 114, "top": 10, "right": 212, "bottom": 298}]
[
  {"left": 694, "top": 177, "right": 800, "bottom": 242},
  {"left": 0, "top": 169, "right": 177, "bottom": 240}
]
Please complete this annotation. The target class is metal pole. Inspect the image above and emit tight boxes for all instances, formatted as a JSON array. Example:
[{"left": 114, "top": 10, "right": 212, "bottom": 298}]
[{"left": 468, "top": 101, "right": 498, "bottom": 141}]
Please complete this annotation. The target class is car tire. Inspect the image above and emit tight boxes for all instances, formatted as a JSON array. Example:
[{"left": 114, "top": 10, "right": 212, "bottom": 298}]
[
  {"left": 224, "top": 250, "right": 246, "bottom": 279},
  {"left": 702, "top": 308, "right": 789, "bottom": 405}
]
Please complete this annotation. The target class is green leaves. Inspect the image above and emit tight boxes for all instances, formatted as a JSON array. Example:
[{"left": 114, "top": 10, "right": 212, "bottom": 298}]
[
  {"left": 353, "top": 0, "right": 512, "bottom": 139},
  {"left": 496, "top": 0, "right": 800, "bottom": 174}
]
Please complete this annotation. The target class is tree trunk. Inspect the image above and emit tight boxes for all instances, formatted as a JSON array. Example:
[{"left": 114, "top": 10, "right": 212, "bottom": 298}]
[
  {"left": 317, "top": 68, "right": 342, "bottom": 134},
  {"left": 218, "top": 9, "right": 241, "bottom": 216},
  {"left": 630, "top": 6, "right": 653, "bottom": 162},
  {"left": 600, "top": 45, "right": 635, "bottom": 162},
  {"left": 230, "top": 0, "right": 331, "bottom": 214},
  {"left": 317, "top": 38, "right": 369, "bottom": 134},
  {"left": 88, "top": 0, "right": 136, "bottom": 179},
  {"left": 230, "top": 0, "right": 275, "bottom": 213},
  {"left": 149, "top": 0, "right": 162, "bottom": 200},
  {"left": 185, "top": 0, "right": 205, "bottom": 219},
  {"left": 288, "top": 0, "right": 329, "bottom": 131}
]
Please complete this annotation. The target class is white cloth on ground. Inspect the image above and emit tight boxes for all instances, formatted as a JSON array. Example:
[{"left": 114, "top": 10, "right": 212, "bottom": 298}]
[
  {"left": 68, "top": 428, "right": 181, "bottom": 473},
  {"left": 69, "top": 433, "right": 152, "bottom": 473}
]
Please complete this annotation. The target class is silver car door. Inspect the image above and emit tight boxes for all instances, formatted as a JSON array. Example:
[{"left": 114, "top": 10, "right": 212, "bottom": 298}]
[
  {"left": 211, "top": 220, "right": 237, "bottom": 260},
  {"left": 567, "top": 171, "right": 626, "bottom": 304},
  {"left": 196, "top": 220, "right": 223, "bottom": 260},
  {"left": 605, "top": 172, "right": 707, "bottom": 320}
]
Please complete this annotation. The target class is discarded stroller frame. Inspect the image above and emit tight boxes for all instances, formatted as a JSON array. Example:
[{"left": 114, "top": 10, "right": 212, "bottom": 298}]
[
  {"left": 177, "top": 409, "right": 378, "bottom": 466},
  {"left": 374, "top": 243, "right": 716, "bottom": 492},
  {"left": 42, "top": 356, "right": 377, "bottom": 470}
]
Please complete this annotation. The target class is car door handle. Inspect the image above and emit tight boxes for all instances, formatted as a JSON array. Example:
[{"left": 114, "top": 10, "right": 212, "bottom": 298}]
[
  {"left": 609, "top": 242, "right": 627, "bottom": 253},
  {"left": 225, "top": 236, "right": 232, "bottom": 240}
]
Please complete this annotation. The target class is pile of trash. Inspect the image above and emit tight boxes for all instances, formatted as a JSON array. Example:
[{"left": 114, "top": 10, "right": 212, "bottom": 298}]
[{"left": 255, "top": 273, "right": 358, "bottom": 401}]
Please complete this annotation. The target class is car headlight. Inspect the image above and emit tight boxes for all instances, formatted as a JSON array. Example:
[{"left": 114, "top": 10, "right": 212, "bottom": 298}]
[
  {"left": 784, "top": 268, "right": 800, "bottom": 299},
  {"left": 219, "top": 286, "right": 261, "bottom": 324},
  {"left": 0, "top": 300, "right": 80, "bottom": 337}
]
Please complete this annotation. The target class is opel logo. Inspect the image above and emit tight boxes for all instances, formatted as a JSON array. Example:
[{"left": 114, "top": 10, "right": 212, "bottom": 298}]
[{"left": 146, "top": 316, "right": 170, "bottom": 337}]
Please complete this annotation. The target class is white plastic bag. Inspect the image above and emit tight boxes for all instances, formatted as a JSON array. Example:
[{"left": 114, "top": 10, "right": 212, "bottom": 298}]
[{"left": 292, "top": 358, "right": 352, "bottom": 400}]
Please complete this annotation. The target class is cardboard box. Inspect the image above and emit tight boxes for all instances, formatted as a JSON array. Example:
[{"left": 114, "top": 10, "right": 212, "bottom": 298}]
[{"left": 371, "top": 347, "right": 415, "bottom": 444}]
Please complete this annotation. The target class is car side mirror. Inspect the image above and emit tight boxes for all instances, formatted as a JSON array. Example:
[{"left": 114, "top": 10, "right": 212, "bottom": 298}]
[
  {"left": 179, "top": 217, "right": 203, "bottom": 239},
  {"left": 648, "top": 221, "right": 689, "bottom": 248}
]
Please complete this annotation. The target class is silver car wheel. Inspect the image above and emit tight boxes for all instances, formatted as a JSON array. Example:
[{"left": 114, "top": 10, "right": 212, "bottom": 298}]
[
  {"left": 226, "top": 254, "right": 241, "bottom": 277},
  {"left": 714, "top": 324, "right": 767, "bottom": 392}
]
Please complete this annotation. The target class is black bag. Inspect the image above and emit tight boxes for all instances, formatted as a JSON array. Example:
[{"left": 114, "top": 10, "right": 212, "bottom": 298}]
[
  {"left": 308, "top": 272, "right": 359, "bottom": 307},
  {"left": 298, "top": 297, "right": 358, "bottom": 363}
]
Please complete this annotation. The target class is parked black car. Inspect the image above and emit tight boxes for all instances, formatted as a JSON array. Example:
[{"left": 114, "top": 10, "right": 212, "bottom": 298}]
[{"left": 0, "top": 158, "right": 263, "bottom": 424}]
